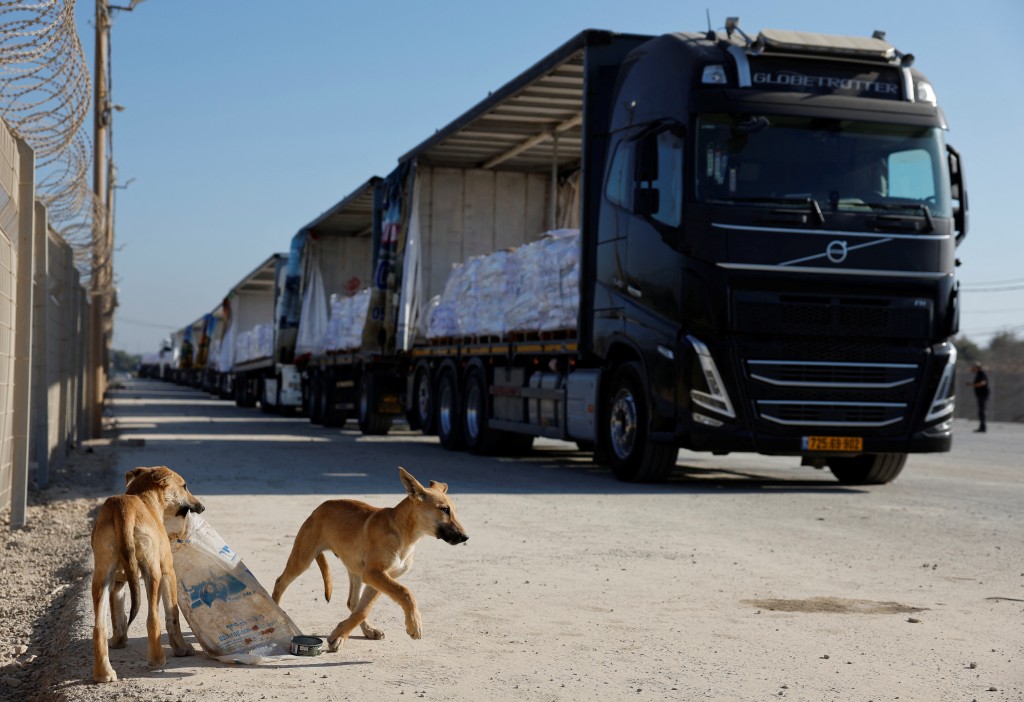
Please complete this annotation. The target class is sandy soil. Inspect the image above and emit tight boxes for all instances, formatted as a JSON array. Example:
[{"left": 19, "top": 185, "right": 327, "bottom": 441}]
[{"left": 2, "top": 379, "right": 1022, "bottom": 701}]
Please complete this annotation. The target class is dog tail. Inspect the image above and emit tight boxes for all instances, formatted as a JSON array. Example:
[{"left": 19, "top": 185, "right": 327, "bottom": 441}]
[
  {"left": 116, "top": 510, "right": 142, "bottom": 627},
  {"left": 315, "top": 552, "right": 333, "bottom": 602}
]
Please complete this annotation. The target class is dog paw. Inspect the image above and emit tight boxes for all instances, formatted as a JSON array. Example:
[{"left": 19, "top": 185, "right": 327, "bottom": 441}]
[
  {"left": 108, "top": 638, "right": 127, "bottom": 650},
  {"left": 147, "top": 655, "right": 167, "bottom": 669},
  {"left": 360, "top": 624, "right": 385, "bottom": 640},
  {"left": 173, "top": 645, "right": 195, "bottom": 657},
  {"left": 406, "top": 615, "right": 422, "bottom": 640},
  {"left": 327, "top": 636, "right": 343, "bottom": 653},
  {"left": 93, "top": 669, "right": 117, "bottom": 683}
]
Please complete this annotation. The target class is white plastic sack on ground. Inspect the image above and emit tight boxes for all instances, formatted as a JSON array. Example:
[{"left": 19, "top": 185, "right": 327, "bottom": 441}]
[{"left": 170, "top": 512, "right": 302, "bottom": 664}]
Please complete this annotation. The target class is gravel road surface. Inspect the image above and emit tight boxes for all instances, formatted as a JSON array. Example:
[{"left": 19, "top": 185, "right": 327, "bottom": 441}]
[{"left": 2, "top": 377, "right": 1021, "bottom": 701}]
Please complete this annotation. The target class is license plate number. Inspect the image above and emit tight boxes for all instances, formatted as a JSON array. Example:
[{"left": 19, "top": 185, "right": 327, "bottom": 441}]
[{"left": 803, "top": 436, "right": 863, "bottom": 452}]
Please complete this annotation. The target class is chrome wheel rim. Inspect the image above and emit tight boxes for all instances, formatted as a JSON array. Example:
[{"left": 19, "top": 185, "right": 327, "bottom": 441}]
[{"left": 610, "top": 388, "right": 637, "bottom": 460}]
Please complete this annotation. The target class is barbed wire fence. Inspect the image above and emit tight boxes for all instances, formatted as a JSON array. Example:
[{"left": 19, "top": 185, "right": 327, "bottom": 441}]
[{"left": 0, "top": 0, "right": 100, "bottom": 280}]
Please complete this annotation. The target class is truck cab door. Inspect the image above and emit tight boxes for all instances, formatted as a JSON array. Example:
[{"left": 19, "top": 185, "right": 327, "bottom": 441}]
[
  {"left": 625, "top": 125, "right": 685, "bottom": 328},
  {"left": 593, "top": 135, "right": 633, "bottom": 351}
]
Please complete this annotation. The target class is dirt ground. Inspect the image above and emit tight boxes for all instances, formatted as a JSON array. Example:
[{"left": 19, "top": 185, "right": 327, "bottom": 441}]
[{"left": 2, "top": 378, "right": 1022, "bottom": 701}]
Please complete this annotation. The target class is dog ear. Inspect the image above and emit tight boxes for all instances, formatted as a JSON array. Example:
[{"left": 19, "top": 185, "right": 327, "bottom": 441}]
[
  {"left": 124, "top": 467, "right": 148, "bottom": 486},
  {"left": 399, "top": 467, "right": 426, "bottom": 501},
  {"left": 428, "top": 480, "right": 449, "bottom": 494},
  {"left": 149, "top": 467, "right": 176, "bottom": 486}
]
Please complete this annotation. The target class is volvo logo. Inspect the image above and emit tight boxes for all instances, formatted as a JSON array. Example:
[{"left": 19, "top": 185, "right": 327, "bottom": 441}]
[{"left": 826, "top": 240, "right": 848, "bottom": 264}]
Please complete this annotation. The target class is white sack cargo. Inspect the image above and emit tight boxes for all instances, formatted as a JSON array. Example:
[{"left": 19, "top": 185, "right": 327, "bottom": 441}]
[
  {"left": 324, "top": 287, "right": 371, "bottom": 352},
  {"left": 426, "top": 228, "right": 579, "bottom": 339},
  {"left": 234, "top": 323, "right": 274, "bottom": 364}
]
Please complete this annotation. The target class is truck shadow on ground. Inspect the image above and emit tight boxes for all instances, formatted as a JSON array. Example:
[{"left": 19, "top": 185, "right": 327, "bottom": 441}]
[{"left": 107, "top": 382, "right": 870, "bottom": 497}]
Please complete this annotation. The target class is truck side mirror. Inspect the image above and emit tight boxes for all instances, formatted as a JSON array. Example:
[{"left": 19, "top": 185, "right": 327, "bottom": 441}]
[{"left": 947, "top": 144, "right": 968, "bottom": 244}]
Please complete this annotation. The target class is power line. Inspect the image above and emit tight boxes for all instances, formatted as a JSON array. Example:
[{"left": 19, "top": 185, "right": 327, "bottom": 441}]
[{"left": 116, "top": 316, "right": 176, "bottom": 330}]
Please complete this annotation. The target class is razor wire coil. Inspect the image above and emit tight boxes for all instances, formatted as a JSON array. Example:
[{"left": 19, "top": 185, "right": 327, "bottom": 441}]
[{"left": 0, "top": 0, "right": 99, "bottom": 280}]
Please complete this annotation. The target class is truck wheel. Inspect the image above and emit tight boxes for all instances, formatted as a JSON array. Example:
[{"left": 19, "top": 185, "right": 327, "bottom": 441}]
[
  {"left": 234, "top": 375, "right": 246, "bottom": 407},
  {"left": 358, "top": 372, "right": 393, "bottom": 436},
  {"left": 602, "top": 362, "right": 677, "bottom": 482},
  {"left": 828, "top": 453, "right": 906, "bottom": 485},
  {"left": 309, "top": 375, "right": 325, "bottom": 425},
  {"left": 436, "top": 366, "right": 464, "bottom": 450},
  {"left": 322, "top": 379, "right": 348, "bottom": 429},
  {"left": 463, "top": 367, "right": 505, "bottom": 455},
  {"left": 410, "top": 365, "right": 436, "bottom": 435}
]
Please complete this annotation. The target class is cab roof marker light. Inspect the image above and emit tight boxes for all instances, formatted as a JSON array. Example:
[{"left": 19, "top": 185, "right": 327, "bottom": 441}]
[
  {"left": 687, "top": 335, "right": 736, "bottom": 419},
  {"left": 702, "top": 64, "right": 728, "bottom": 85},
  {"left": 916, "top": 80, "right": 938, "bottom": 106}
]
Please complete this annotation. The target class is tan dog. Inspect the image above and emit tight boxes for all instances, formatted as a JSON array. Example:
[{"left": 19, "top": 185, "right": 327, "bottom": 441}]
[
  {"left": 91, "top": 466, "right": 205, "bottom": 683},
  {"left": 272, "top": 467, "right": 468, "bottom": 651}
]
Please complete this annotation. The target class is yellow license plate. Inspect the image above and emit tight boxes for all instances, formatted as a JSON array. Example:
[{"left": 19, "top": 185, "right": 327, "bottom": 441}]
[{"left": 803, "top": 436, "right": 863, "bottom": 452}]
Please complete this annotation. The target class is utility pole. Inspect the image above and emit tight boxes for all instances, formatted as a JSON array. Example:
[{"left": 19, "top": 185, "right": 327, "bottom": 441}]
[{"left": 89, "top": 0, "right": 110, "bottom": 438}]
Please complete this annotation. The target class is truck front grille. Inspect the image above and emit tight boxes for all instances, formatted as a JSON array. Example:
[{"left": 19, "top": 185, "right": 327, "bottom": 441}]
[{"left": 738, "top": 347, "right": 923, "bottom": 431}]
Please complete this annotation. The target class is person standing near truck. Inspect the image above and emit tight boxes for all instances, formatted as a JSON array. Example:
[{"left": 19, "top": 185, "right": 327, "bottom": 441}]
[{"left": 968, "top": 363, "right": 990, "bottom": 432}]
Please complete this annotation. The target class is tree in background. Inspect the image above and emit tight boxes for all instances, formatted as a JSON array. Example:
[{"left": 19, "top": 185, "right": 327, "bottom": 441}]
[{"left": 110, "top": 350, "right": 141, "bottom": 374}]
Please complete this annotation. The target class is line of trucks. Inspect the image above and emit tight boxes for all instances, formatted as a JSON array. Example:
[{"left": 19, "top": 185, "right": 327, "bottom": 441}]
[{"left": 142, "top": 20, "right": 968, "bottom": 484}]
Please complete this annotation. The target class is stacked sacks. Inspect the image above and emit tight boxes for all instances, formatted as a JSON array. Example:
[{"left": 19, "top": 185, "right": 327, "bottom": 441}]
[
  {"left": 507, "top": 229, "right": 579, "bottom": 332},
  {"left": 234, "top": 323, "right": 274, "bottom": 363},
  {"left": 425, "top": 228, "right": 579, "bottom": 339},
  {"left": 324, "top": 288, "right": 371, "bottom": 352}
]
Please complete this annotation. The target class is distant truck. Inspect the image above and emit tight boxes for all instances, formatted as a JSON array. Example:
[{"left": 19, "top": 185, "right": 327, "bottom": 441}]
[
  {"left": 277, "top": 178, "right": 385, "bottom": 428},
  {"left": 282, "top": 22, "right": 967, "bottom": 484},
  {"left": 224, "top": 254, "right": 303, "bottom": 412}
]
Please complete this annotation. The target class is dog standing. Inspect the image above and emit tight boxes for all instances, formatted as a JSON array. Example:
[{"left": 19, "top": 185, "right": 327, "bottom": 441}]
[
  {"left": 91, "top": 466, "right": 205, "bottom": 683},
  {"left": 272, "top": 467, "right": 468, "bottom": 651}
]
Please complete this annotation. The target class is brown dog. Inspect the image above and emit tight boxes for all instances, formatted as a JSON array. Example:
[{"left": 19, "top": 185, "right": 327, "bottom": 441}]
[
  {"left": 91, "top": 466, "right": 205, "bottom": 683},
  {"left": 272, "top": 467, "right": 467, "bottom": 651}
]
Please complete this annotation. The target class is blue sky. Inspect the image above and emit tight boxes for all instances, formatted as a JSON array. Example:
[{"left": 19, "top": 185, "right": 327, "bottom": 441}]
[{"left": 84, "top": 0, "right": 1024, "bottom": 353}]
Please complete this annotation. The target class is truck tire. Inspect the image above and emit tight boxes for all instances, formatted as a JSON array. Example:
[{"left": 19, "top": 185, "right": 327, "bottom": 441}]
[
  {"left": 410, "top": 364, "right": 436, "bottom": 435},
  {"left": 436, "top": 366, "right": 464, "bottom": 450},
  {"left": 236, "top": 374, "right": 257, "bottom": 408},
  {"left": 828, "top": 453, "right": 906, "bottom": 485},
  {"left": 358, "top": 372, "right": 393, "bottom": 436},
  {"left": 322, "top": 379, "right": 348, "bottom": 429},
  {"left": 462, "top": 367, "right": 505, "bottom": 455},
  {"left": 234, "top": 375, "right": 246, "bottom": 407},
  {"left": 602, "top": 362, "right": 677, "bottom": 482},
  {"left": 309, "top": 374, "right": 326, "bottom": 425}
]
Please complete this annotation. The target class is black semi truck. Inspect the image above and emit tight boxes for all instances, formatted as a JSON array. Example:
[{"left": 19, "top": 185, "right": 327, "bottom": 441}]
[{"left": 289, "top": 21, "right": 967, "bottom": 484}]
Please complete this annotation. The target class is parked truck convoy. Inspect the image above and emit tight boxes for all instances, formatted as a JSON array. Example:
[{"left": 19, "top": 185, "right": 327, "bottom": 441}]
[{"left": 159, "top": 21, "right": 968, "bottom": 484}]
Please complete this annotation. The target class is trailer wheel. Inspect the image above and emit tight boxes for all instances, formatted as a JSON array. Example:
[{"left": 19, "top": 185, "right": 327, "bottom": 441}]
[
  {"left": 436, "top": 366, "right": 464, "bottom": 450},
  {"left": 234, "top": 374, "right": 246, "bottom": 407},
  {"left": 601, "top": 362, "right": 677, "bottom": 482},
  {"left": 322, "top": 378, "right": 348, "bottom": 429},
  {"left": 309, "top": 374, "right": 326, "bottom": 425},
  {"left": 358, "top": 372, "right": 393, "bottom": 436},
  {"left": 410, "top": 364, "right": 436, "bottom": 435},
  {"left": 828, "top": 453, "right": 906, "bottom": 485},
  {"left": 463, "top": 367, "right": 506, "bottom": 455}
]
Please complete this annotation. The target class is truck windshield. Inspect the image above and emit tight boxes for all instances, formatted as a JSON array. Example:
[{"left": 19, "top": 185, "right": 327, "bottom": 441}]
[{"left": 695, "top": 114, "right": 952, "bottom": 218}]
